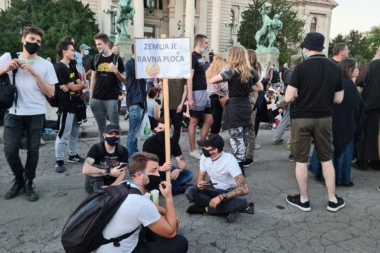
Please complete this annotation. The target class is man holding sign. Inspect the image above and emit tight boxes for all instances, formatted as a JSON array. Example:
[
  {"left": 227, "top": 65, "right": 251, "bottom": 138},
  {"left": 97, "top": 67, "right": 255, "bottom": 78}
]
[{"left": 187, "top": 34, "right": 213, "bottom": 160}]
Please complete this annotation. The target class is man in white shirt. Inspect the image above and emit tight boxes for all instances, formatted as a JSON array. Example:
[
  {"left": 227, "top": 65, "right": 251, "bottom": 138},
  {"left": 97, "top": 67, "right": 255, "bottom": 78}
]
[
  {"left": 96, "top": 152, "right": 188, "bottom": 253},
  {"left": 0, "top": 27, "right": 58, "bottom": 201},
  {"left": 185, "top": 134, "right": 254, "bottom": 222}
]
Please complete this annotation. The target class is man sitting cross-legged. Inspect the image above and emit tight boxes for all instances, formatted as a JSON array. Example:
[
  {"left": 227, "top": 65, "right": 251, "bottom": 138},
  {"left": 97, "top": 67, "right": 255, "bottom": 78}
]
[
  {"left": 185, "top": 134, "right": 254, "bottom": 222},
  {"left": 143, "top": 117, "right": 193, "bottom": 195},
  {"left": 82, "top": 123, "right": 127, "bottom": 194}
]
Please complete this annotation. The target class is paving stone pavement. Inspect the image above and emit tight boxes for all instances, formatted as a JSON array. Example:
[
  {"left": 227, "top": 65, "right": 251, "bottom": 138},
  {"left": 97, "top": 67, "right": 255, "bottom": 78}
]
[{"left": 0, "top": 111, "right": 379, "bottom": 252}]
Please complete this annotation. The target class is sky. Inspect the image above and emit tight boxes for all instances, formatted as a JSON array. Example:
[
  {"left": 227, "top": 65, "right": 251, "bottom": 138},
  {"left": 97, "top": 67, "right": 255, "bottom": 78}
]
[{"left": 329, "top": 0, "right": 380, "bottom": 38}]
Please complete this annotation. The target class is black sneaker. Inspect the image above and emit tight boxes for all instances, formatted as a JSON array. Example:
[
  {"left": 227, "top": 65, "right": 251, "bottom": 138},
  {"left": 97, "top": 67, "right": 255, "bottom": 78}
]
[
  {"left": 225, "top": 212, "right": 238, "bottom": 223},
  {"left": 178, "top": 184, "right": 192, "bottom": 194},
  {"left": 241, "top": 158, "right": 254, "bottom": 168},
  {"left": 286, "top": 194, "right": 311, "bottom": 212},
  {"left": 327, "top": 196, "right": 345, "bottom": 212},
  {"left": 241, "top": 202, "right": 254, "bottom": 214},
  {"left": 288, "top": 154, "right": 294, "bottom": 162},
  {"left": 55, "top": 160, "right": 66, "bottom": 173},
  {"left": 4, "top": 177, "right": 24, "bottom": 200},
  {"left": 186, "top": 204, "right": 205, "bottom": 214},
  {"left": 24, "top": 179, "right": 39, "bottom": 202},
  {"left": 67, "top": 154, "right": 85, "bottom": 163}
]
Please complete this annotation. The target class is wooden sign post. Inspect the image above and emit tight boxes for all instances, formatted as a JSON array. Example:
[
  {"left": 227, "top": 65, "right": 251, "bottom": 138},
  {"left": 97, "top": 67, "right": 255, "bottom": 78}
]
[{"left": 134, "top": 35, "right": 191, "bottom": 183}]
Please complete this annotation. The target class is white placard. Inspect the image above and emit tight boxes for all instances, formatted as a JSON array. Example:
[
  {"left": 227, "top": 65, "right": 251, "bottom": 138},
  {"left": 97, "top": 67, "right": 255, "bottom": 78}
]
[{"left": 135, "top": 38, "right": 191, "bottom": 79}]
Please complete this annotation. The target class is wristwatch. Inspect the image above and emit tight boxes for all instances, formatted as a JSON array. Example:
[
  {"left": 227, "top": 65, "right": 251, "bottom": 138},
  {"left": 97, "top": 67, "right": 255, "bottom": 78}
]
[
  {"left": 105, "top": 168, "right": 111, "bottom": 178},
  {"left": 221, "top": 193, "right": 227, "bottom": 201}
]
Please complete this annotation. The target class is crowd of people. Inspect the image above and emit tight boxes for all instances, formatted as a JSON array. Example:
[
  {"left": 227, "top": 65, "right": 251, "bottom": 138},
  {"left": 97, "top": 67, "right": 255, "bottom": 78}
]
[{"left": 0, "top": 26, "right": 380, "bottom": 252}]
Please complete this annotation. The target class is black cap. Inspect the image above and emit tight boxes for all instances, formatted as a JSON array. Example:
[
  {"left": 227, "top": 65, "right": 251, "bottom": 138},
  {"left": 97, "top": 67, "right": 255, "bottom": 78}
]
[
  {"left": 301, "top": 32, "right": 325, "bottom": 51},
  {"left": 197, "top": 134, "right": 224, "bottom": 150},
  {"left": 103, "top": 123, "right": 121, "bottom": 134}
]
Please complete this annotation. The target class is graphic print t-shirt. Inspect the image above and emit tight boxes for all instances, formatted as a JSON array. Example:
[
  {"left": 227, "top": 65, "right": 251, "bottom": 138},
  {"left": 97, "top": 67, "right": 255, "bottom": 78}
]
[{"left": 91, "top": 53, "right": 125, "bottom": 100}]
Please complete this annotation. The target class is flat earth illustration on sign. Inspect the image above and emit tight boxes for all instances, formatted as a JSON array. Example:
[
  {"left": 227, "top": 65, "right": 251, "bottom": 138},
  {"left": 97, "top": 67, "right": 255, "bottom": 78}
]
[{"left": 145, "top": 62, "right": 161, "bottom": 78}]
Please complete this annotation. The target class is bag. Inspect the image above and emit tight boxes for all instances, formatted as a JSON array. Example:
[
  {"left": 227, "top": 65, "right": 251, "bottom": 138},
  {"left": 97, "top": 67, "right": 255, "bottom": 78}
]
[
  {"left": 0, "top": 53, "right": 18, "bottom": 110},
  {"left": 283, "top": 68, "right": 294, "bottom": 87},
  {"left": 46, "top": 84, "right": 60, "bottom": 107},
  {"left": 272, "top": 69, "right": 280, "bottom": 83},
  {"left": 61, "top": 183, "right": 142, "bottom": 253},
  {"left": 139, "top": 113, "right": 152, "bottom": 140},
  {"left": 219, "top": 95, "right": 229, "bottom": 108}
]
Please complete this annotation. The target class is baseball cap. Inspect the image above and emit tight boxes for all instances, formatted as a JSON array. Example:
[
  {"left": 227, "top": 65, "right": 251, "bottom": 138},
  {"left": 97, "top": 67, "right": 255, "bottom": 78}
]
[
  {"left": 103, "top": 124, "right": 121, "bottom": 134},
  {"left": 79, "top": 44, "right": 90, "bottom": 50},
  {"left": 268, "top": 87, "right": 276, "bottom": 93},
  {"left": 197, "top": 134, "right": 224, "bottom": 150}
]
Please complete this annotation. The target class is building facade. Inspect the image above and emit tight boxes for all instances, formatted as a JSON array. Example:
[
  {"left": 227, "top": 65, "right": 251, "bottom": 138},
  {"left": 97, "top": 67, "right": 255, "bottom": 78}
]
[{"left": 0, "top": 0, "right": 338, "bottom": 54}]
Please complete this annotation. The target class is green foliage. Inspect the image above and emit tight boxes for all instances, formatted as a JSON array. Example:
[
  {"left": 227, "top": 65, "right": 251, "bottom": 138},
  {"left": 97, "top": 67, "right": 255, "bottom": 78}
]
[
  {"left": 328, "top": 26, "right": 380, "bottom": 62},
  {"left": 0, "top": 0, "right": 99, "bottom": 61},
  {"left": 238, "top": 0, "right": 305, "bottom": 65}
]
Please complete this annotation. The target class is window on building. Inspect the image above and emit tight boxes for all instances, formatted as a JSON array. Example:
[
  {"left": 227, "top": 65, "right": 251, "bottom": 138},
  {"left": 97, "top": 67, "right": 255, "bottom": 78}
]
[
  {"left": 144, "top": 0, "right": 162, "bottom": 10},
  {"left": 310, "top": 17, "right": 317, "bottom": 32}
]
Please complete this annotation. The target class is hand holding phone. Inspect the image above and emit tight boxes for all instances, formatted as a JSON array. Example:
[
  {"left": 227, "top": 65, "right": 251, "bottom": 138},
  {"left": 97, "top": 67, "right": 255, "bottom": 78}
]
[{"left": 119, "top": 163, "right": 128, "bottom": 169}]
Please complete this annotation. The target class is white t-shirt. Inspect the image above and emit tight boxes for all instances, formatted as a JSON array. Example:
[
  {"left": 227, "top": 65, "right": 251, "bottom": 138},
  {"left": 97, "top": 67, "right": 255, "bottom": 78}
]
[
  {"left": 0, "top": 52, "right": 58, "bottom": 115},
  {"left": 96, "top": 185, "right": 161, "bottom": 253},
  {"left": 200, "top": 152, "right": 242, "bottom": 190}
]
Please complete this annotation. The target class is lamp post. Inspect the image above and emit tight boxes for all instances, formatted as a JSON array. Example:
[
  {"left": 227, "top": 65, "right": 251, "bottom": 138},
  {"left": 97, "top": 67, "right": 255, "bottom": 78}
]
[
  {"left": 104, "top": 7, "right": 117, "bottom": 43},
  {"left": 225, "top": 21, "right": 237, "bottom": 51}
]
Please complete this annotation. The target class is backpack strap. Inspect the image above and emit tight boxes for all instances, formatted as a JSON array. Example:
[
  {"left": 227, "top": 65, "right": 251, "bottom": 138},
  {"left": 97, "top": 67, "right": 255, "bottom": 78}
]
[
  {"left": 102, "top": 185, "right": 142, "bottom": 247},
  {"left": 94, "top": 53, "right": 100, "bottom": 71},
  {"left": 10, "top": 52, "right": 19, "bottom": 113}
]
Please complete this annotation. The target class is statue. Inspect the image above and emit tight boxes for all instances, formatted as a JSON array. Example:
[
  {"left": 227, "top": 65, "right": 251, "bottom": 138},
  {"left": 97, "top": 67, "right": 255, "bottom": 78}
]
[
  {"left": 254, "top": 3, "right": 282, "bottom": 53},
  {"left": 267, "top": 14, "right": 283, "bottom": 50},
  {"left": 116, "top": 0, "right": 135, "bottom": 41}
]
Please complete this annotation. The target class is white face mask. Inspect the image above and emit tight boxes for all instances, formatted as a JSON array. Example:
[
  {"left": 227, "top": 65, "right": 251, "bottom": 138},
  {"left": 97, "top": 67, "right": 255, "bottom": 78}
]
[{"left": 84, "top": 50, "right": 89, "bottom": 55}]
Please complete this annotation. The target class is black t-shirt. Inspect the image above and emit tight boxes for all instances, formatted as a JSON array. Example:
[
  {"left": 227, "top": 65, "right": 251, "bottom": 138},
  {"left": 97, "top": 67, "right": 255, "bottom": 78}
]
[
  {"left": 90, "top": 53, "right": 125, "bottom": 100},
  {"left": 142, "top": 134, "right": 182, "bottom": 166},
  {"left": 86, "top": 143, "right": 129, "bottom": 185},
  {"left": 221, "top": 69, "right": 260, "bottom": 98},
  {"left": 191, "top": 51, "right": 207, "bottom": 91},
  {"left": 289, "top": 54, "right": 343, "bottom": 119},
  {"left": 54, "top": 62, "right": 81, "bottom": 113}
]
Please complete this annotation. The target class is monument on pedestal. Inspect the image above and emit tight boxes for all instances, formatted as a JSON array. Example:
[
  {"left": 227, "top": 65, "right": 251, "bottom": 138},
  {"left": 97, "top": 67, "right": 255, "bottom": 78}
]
[
  {"left": 115, "top": 0, "right": 135, "bottom": 61},
  {"left": 254, "top": 3, "right": 283, "bottom": 69}
]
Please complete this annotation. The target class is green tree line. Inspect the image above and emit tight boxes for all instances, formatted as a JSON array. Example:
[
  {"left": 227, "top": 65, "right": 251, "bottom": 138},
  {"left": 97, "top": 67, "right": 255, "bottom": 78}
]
[{"left": 0, "top": 0, "right": 99, "bottom": 61}]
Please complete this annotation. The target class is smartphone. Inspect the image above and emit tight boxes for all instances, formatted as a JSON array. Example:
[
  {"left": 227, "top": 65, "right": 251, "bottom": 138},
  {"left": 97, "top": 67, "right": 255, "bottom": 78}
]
[
  {"left": 119, "top": 163, "right": 128, "bottom": 168},
  {"left": 200, "top": 183, "right": 217, "bottom": 187}
]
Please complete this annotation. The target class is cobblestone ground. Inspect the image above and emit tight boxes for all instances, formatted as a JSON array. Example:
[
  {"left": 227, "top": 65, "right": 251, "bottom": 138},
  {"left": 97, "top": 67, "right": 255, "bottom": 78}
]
[{"left": 0, "top": 130, "right": 379, "bottom": 253}]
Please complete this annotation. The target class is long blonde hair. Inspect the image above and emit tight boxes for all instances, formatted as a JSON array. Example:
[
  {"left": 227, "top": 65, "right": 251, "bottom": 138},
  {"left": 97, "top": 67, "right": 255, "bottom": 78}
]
[
  {"left": 206, "top": 56, "right": 226, "bottom": 83},
  {"left": 227, "top": 45, "right": 252, "bottom": 83}
]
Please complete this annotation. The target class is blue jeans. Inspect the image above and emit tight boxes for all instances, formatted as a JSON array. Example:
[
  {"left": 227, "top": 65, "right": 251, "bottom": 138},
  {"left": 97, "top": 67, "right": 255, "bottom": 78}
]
[
  {"left": 160, "top": 166, "right": 193, "bottom": 195},
  {"left": 127, "top": 105, "right": 144, "bottom": 161},
  {"left": 308, "top": 139, "right": 354, "bottom": 185},
  {"left": 185, "top": 185, "right": 247, "bottom": 214}
]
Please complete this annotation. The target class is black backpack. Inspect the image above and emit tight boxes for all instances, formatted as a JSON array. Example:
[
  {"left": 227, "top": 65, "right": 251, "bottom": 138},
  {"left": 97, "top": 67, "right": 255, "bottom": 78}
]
[
  {"left": 283, "top": 68, "right": 294, "bottom": 87},
  {"left": 0, "top": 53, "right": 18, "bottom": 110},
  {"left": 272, "top": 69, "right": 280, "bottom": 83},
  {"left": 61, "top": 183, "right": 142, "bottom": 253}
]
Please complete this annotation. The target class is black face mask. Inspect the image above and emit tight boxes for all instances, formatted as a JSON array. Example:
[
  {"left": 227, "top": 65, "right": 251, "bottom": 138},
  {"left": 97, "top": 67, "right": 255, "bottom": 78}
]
[
  {"left": 202, "top": 149, "right": 212, "bottom": 157},
  {"left": 156, "top": 131, "right": 165, "bottom": 143},
  {"left": 24, "top": 42, "right": 40, "bottom": 55},
  {"left": 145, "top": 175, "right": 161, "bottom": 191},
  {"left": 105, "top": 136, "right": 120, "bottom": 146}
]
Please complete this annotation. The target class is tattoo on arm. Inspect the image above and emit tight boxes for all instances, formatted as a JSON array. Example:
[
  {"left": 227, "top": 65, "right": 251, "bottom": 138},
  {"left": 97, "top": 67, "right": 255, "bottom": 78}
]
[
  {"left": 83, "top": 157, "right": 104, "bottom": 177},
  {"left": 227, "top": 175, "right": 249, "bottom": 199}
]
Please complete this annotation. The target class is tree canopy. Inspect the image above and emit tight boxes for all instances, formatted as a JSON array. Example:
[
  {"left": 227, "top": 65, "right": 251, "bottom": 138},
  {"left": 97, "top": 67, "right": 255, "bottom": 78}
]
[
  {"left": 328, "top": 25, "right": 380, "bottom": 62},
  {"left": 0, "top": 0, "right": 99, "bottom": 61},
  {"left": 238, "top": 0, "right": 305, "bottom": 65}
]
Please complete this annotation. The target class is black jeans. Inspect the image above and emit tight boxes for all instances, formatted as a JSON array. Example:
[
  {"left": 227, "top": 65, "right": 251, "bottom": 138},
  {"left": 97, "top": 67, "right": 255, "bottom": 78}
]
[
  {"left": 210, "top": 94, "right": 224, "bottom": 134},
  {"left": 3, "top": 114, "right": 45, "bottom": 179},
  {"left": 132, "top": 227, "right": 188, "bottom": 253},
  {"left": 169, "top": 109, "right": 183, "bottom": 144}
]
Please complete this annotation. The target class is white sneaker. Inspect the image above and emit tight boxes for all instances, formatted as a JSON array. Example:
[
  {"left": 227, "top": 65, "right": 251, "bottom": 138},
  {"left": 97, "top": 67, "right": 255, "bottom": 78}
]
[
  {"left": 254, "top": 144, "right": 261, "bottom": 149},
  {"left": 190, "top": 150, "right": 202, "bottom": 159},
  {"left": 40, "top": 138, "right": 45, "bottom": 146}
]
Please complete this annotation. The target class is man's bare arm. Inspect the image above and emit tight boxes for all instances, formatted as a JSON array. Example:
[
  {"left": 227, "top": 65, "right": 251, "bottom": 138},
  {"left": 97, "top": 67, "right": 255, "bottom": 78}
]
[
  {"left": 89, "top": 70, "right": 96, "bottom": 99},
  {"left": 82, "top": 157, "right": 105, "bottom": 177},
  {"left": 225, "top": 174, "right": 250, "bottom": 200}
]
